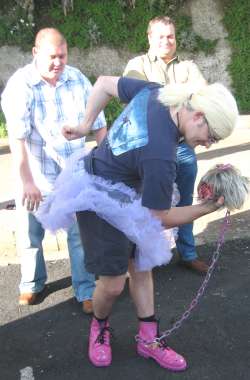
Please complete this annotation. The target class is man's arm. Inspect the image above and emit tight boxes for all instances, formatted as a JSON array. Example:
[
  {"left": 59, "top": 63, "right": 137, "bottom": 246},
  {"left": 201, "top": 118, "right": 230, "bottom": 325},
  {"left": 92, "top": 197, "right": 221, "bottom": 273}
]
[
  {"left": 1, "top": 74, "right": 42, "bottom": 210},
  {"left": 151, "top": 199, "right": 223, "bottom": 229},
  {"left": 63, "top": 76, "right": 120, "bottom": 140},
  {"left": 94, "top": 126, "right": 107, "bottom": 145},
  {"left": 79, "top": 71, "right": 107, "bottom": 145},
  {"left": 123, "top": 56, "right": 147, "bottom": 80},
  {"left": 9, "top": 138, "right": 42, "bottom": 211}
]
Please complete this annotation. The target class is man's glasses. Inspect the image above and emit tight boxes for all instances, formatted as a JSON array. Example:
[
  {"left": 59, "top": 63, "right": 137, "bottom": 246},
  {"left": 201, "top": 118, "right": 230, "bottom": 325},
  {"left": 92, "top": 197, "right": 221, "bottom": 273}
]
[{"left": 204, "top": 116, "right": 220, "bottom": 144}]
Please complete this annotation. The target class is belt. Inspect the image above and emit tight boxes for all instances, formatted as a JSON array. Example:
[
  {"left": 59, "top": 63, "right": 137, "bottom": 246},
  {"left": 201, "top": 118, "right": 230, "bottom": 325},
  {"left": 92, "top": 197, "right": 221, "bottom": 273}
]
[{"left": 84, "top": 147, "right": 97, "bottom": 175}]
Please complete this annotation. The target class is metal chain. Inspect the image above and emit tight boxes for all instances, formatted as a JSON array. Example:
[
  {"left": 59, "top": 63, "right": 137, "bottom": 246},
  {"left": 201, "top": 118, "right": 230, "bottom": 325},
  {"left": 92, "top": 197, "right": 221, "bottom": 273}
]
[{"left": 157, "top": 210, "right": 231, "bottom": 342}]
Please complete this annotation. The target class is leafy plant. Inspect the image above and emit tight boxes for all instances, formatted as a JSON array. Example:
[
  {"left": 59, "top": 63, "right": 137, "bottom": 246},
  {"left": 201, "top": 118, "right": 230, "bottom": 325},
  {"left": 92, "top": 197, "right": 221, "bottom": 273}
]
[
  {"left": 35, "top": 0, "right": 215, "bottom": 54},
  {"left": 104, "top": 98, "right": 123, "bottom": 128},
  {"left": 0, "top": 1, "right": 35, "bottom": 50},
  {"left": 0, "top": 0, "right": 248, "bottom": 113},
  {"left": 176, "top": 15, "right": 217, "bottom": 55},
  {"left": 0, "top": 111, "right": 7, "bottom": 138},
  {"left": 223, "top": 0, "right": 250, "bottom": 112}
]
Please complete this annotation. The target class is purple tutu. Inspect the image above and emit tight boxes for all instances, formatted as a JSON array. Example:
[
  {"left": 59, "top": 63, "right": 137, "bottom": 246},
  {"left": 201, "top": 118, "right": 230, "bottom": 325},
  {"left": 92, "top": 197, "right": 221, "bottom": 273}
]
[{"left": 36, "top": 149, "right": 179, "bottom": 271}]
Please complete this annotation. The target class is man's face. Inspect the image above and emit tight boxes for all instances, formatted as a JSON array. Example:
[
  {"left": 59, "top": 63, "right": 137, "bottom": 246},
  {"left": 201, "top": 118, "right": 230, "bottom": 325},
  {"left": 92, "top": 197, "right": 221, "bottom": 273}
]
[
  {"left": 33, "top": 41, "right": 68, "bottom": 83},
  {"left": 148, "top": 22, "right": 176, "bottom": 62},
  {"left": 184, "top": 112, "right": 219, "bottom": 149}
]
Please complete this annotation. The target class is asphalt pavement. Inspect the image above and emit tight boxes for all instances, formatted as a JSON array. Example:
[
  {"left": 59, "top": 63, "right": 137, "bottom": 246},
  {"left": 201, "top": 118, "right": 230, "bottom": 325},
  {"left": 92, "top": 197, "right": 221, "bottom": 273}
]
[
  {"left": 0, "top": 116, "right": 250, "bottom": 380},
  {"left": 0, "top": 239, "right": 250, "bottom": 380}
]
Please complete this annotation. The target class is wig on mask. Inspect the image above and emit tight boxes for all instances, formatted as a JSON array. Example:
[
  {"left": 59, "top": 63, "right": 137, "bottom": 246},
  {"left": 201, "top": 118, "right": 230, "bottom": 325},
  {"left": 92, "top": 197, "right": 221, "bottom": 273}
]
[{"left": 197, "top": 164, "right": 249, "bottom": 211}]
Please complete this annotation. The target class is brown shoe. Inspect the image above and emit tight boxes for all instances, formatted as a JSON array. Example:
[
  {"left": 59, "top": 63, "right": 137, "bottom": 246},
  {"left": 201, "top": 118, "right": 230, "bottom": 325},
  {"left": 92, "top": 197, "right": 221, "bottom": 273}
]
[
  {"left": 82, "top": 299, "right": 93, "bottom": 314},
  {"left": 179, "top": 259, "right": 209, "bottom": 274},
  {"left": 19, "top": 292, "right": 39, "bottom": 306}
]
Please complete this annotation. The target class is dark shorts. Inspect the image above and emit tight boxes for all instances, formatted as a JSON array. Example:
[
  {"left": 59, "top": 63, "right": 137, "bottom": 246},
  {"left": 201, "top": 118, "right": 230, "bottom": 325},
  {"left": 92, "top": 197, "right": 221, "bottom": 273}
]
[{"left": 76, "top": 210, "right": 135, "bottom": 276}]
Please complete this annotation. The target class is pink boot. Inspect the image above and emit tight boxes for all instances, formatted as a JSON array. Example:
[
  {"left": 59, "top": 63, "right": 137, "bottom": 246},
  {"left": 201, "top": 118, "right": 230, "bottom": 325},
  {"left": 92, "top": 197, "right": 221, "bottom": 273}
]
[
  {"left": 88, "top": 318, "right": 112, "bottom": 367},
  {"left": 136, "top": 321, "right": 187, "bottom": 371}
]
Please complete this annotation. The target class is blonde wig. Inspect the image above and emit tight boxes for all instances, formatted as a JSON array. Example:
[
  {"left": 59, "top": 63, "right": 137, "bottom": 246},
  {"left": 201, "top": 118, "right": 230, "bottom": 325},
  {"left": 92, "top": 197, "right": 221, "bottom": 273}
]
[
  {"left": 197, "top": 164, "right": 249, "bottom": 211},
  {"left": 158, "top": 82, "right": 239, "bottom": 140}
]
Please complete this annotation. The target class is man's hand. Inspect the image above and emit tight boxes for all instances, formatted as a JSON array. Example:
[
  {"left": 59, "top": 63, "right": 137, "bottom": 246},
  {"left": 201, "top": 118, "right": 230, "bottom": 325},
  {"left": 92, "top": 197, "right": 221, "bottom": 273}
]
[
  {"left": 22, "top": 182, "right": 43, "bottom": 211},
  {"left": 152, "top": 195, "right": 226, "bottom": 229},
  {"left": 62, "top": 125, "right": 84, "bottom": 140},
  {"left": 203, "top": 195, "right": 225, "bottom": 212},
  {"left": 213, "top": 195, "right": 225, "bottom": 210},
  {"left": 215, "top": 195, "right": 225, "bottom": 208}
]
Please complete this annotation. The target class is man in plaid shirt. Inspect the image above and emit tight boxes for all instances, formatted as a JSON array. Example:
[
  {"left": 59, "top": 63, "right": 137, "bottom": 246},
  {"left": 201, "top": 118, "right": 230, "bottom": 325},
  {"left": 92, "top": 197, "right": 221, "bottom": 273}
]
[{"left": 1, "top": 28, "right": 106, "bottom": 311}]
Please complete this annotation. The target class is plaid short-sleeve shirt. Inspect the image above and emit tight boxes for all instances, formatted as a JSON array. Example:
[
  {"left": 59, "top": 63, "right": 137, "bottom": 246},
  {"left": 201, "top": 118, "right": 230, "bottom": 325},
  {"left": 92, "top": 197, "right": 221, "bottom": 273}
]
[{"left": 1, "top": 63, "right": 106, "bottom": 192}]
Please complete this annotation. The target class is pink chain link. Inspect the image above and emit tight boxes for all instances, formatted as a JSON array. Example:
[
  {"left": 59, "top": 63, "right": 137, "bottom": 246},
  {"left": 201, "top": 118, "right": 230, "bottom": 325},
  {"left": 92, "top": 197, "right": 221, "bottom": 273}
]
[{"left": 157, "top": 210, "right": 231, "bottom": 342}]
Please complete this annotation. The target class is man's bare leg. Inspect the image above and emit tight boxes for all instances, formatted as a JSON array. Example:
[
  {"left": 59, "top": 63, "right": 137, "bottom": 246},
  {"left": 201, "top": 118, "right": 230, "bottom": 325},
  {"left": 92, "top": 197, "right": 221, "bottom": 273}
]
[
  {"left": 128, "top": 260, "right": 154, "bottom": 318},
  {"left": 89, "top": 273, "right": 127, "bottom": 367},
  {"left": 128, "top": 259, "right": 187, "bottom": 371},
  {"left": 93, "top": 274, "right": 127, "bottom": 318}
]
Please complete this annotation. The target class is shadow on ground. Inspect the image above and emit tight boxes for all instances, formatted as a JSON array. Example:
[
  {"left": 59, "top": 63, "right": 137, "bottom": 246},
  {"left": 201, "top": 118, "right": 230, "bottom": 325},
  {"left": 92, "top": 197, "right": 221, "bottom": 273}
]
[
  {"left": 195, "top": 208, "right": 250, "bottom": 244},
  {"left": 0, "top": 214, "right": 249, "bottom": 380},
  {"left": 196, "top": 142, "right": 250, "bottom": 160}
]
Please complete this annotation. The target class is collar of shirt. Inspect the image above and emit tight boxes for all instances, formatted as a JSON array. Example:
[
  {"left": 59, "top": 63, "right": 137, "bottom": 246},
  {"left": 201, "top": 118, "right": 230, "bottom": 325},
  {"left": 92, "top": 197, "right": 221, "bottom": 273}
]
[
  {"left": 29, "top": 61, "right": 73, "bottom": 87},
  {"left": 147, "top": 50, "right": 179, "bottom": 67}
]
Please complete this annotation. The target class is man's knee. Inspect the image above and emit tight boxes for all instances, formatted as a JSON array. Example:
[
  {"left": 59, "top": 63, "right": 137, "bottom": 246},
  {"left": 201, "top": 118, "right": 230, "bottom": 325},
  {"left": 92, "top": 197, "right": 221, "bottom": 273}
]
[
  {"left": 129, "top": 268, "right": 152, "bottom": 283},
  {"left": 98, "top": 275, "right": 126, "bottom": 298}
]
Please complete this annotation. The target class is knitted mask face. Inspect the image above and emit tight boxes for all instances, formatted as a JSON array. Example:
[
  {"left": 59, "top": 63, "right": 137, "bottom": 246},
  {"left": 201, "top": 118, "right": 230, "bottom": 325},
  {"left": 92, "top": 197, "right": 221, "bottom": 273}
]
[
  {"left": 197, "top": 164, "right": 249, "bottom": 211},
  {"left": 198, "top": 182, "right": 214, "bottom": 201}
]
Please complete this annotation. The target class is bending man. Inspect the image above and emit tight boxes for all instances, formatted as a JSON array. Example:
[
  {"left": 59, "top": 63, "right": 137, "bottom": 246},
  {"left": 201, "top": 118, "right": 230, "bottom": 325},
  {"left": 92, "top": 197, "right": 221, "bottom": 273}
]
[{"left": 53, "top": 76, "right": 238, "bottom": 370}]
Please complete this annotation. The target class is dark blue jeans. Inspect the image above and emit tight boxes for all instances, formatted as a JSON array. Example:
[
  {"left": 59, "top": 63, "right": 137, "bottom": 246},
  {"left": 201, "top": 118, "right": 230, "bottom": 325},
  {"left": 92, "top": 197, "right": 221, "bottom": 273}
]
[{"left": 175, "top": 142, "right": 198, "bottom": 261}]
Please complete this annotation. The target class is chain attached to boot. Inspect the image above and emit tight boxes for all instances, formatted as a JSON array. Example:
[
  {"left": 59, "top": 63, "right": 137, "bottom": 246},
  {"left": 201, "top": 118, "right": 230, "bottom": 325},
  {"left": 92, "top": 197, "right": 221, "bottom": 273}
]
[{"left": 136, "top": 211, "right": 231, "bottom": 346}]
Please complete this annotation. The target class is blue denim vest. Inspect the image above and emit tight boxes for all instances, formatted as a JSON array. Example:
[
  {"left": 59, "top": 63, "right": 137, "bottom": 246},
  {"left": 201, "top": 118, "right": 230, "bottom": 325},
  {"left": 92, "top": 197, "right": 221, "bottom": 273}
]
[{"left": 108, "top": 88, "right": 150, "bottom": 156}]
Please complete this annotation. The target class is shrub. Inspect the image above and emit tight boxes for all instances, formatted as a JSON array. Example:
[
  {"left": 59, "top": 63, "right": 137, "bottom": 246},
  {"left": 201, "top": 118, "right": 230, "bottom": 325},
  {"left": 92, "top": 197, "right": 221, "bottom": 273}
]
[
  {"left": 35, "top": 0, "right": 215, "bottom": 55},
  {"left": 0, "top": 111, "right": 7, "bottom": 138},
  {"left": 1, "top": 0, "right": 248, "bottom": 114},
  {"left": 0, "top": 0, "right": 35, "bottom": 50},
  {"left": 223, "top": 0, "right": 250, "bottom": 113}
]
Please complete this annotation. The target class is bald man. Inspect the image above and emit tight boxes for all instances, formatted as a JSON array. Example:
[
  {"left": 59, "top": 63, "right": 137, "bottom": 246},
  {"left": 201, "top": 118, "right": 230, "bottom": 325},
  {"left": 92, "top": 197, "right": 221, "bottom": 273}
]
[{"left": 1, "top": 28, "right": 107, "bottom": 311}]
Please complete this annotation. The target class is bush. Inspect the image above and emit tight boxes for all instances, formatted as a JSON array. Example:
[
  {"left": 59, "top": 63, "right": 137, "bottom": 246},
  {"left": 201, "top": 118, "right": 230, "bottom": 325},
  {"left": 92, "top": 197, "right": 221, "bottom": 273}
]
[
  {"left": 0, "top": 0, "right": 248, "bottom": 113},
  {"left": 104, "top": 98, "right": 123, "bottom": 127},
  {"left": 34, "top": 0, "right": 215, "bottom": 54},
  {"left": 0, "top": 111, "right": 7, "bottom": 138},
  {"left": 223, "top": 0, "right": 250, "bottom": 113},
  {"left": 0, "top": 0, "right": 35, "bottom": 50}
]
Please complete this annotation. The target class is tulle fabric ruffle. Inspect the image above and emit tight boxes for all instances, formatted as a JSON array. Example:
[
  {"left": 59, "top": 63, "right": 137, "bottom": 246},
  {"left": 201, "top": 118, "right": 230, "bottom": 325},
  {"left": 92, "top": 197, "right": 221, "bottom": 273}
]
[{"left": 36, "top": 149, "right": 179, "bottom": 271}]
